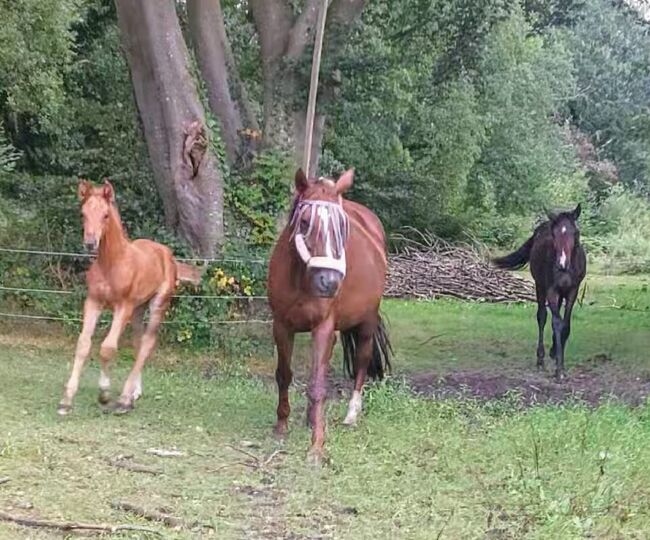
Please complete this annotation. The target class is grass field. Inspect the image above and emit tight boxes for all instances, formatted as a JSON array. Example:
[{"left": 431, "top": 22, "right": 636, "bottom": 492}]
[{"left": 0, "top": 274, "right": 649, "bottom": 538}]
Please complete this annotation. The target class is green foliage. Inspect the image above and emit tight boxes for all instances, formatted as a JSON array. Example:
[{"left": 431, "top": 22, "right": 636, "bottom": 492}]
[
  {"left": 226, "top": 150, "right": 293, "bottom": 247},
  {"left": 564, "top": 0, "right": 650, "bottom": 191},
  {"left": 0, "top": 0, "right": 80, "bottom": 129},
  {"left": 0, "top": 129, "right": 21, "bottom": 172}
]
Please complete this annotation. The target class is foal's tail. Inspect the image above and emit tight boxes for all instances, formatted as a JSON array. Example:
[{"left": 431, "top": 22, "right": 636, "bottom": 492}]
[
  {"left": 175, "top": 261, "right": 204, "bottom": 286},
  {"left": 341, "top": 315, "right": 393, "bottom": 380},
  {"left": 492, "top": 236, "right": 534, "bottom": 271}
]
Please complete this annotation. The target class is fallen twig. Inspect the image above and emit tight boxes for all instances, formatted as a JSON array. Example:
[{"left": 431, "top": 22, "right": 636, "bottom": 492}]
[
  {"left": 0, "top": 477, "right": 10, "bottom": 486},
  {"left": 224, "top": 445, "right": 287, "bottom": 470},
  {"left": 108, "top": 457, "right": 162, "bottom": 475},
  {"left": 0, "top": 510, "right": 161, "bottom": 536},
  {"left": 111, "top": 501, "right": 213, "bottom": 530},
  {"left": 145, "top": 448, "right": 186, "bottom": 458}
]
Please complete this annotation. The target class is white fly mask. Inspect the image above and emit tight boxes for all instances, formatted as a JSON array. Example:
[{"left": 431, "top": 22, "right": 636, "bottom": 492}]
[{"left": 291, "top": 199, "right": 350, "bottom": 277}]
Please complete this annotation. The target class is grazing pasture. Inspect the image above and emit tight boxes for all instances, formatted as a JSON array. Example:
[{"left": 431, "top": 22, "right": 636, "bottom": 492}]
[{"left": 1, "top": 273, "right": 649, "bottom": 539}]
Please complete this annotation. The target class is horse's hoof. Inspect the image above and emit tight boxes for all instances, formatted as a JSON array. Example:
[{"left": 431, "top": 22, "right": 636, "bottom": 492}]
[
  {"left": 341, "top": 415, "right": 358, "bottom": 427},
  {"left": 56, "top": 404, "right": 72, "bottom": 416},
  {"left": 306, "top": 449, "right": 326, "bottom": 468},
  {"left": 273, "top": 423, "right": 288, "bottom": 439},
  {"left": 98, "top": 390, "right": 111, "bottom": 405},
  {"left": 536, "top": 362, "right": 546, "bottom": 372},
  {"left": 112, "top": 401, "right": 134, "bottom": 415},
  {"left": 554, "top": 370, "right": 566, "bottom": 382}
]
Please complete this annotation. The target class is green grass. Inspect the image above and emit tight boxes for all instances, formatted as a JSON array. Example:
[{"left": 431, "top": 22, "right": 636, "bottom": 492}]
[{"left": 0, "top": 273, "right": 649, "bottom": 539}]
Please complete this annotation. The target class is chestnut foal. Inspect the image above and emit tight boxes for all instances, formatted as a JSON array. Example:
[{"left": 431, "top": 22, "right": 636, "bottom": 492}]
[{"left": 57, "top": 180, "right": 200, "bottom": 415}]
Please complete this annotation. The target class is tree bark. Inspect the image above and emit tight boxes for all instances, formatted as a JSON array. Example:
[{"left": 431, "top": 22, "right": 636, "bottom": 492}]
[
  {"left": 186, "top": 0, "right": 259, "bottom": 165},
  {"left": 115, "top": 0, "right": 223, "bottom": 256}
]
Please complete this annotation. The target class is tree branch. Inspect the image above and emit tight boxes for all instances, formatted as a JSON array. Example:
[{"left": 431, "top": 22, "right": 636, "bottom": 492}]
[
  {"left": 249, "top": 0, "right": 293, "bottom": 66},
  {"left": 187, "top": 0, "right": 244, "bottom": 164},
  {"left": 0, "top": 511, "right": 162, "bottom": 536},
  {"left": 286, "top": 0, "right": 323, "bottom": 59}
]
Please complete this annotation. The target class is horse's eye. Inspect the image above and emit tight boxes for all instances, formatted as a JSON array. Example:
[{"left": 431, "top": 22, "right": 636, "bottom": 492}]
[{"left": 103, "top": 213, "right": 109, "bottom": 220}]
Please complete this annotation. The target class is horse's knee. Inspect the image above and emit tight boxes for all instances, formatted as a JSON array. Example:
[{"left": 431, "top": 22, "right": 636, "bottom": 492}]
[
  {"left": 307, "top": 381, "right": 327, "bottom": 404},
  {"left": 99, "top": 344, "right": 117, "bottom": 360},
  {"left": 275, "top": 367, "right": 293, "bottom": 388}
]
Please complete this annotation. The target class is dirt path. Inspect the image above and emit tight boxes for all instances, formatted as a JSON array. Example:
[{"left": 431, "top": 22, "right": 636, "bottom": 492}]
[{"left": 407, "top": 353, "right": 650, "bottom": 406}]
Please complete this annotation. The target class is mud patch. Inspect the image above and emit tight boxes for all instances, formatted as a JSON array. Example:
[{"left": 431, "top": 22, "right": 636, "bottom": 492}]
[{"left": 408, "top": 354, "right": 650, "bottom": 406}]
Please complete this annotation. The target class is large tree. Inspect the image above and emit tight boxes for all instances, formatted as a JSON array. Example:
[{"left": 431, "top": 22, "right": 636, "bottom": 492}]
[{"left": 114, "top": 0, "right": 224, "bottom": 256}]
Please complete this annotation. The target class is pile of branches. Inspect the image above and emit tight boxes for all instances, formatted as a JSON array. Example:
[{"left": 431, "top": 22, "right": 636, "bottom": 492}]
[{"left": 385, "top": 231, "right": 535, "bottom": 303}]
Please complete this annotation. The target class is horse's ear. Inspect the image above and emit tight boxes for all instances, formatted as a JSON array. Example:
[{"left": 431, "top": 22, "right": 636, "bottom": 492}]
[
  {"left": 335, "top": 168, "right": 354, "bottom": 195},
  {"left": 78, "top": 179, "right": 92, "bottom": 201},
  {"left": 573, "top": 203, "right": 582, "bottom": 220},
  {"left": 102, "top": 179, "right": 115, "bottom": 203},
  {"left": 295, "top": 169, "right": 309, "bottom": 193}
]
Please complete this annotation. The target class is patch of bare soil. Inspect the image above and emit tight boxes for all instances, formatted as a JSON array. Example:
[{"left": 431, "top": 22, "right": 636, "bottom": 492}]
[{"left": 407, "top": 354, "right": 650, "bottom": 407}]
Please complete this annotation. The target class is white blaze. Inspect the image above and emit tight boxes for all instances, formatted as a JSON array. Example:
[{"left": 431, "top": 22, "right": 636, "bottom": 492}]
[{"left": 559, "top": 250, "right": 567, "bottom": 269}]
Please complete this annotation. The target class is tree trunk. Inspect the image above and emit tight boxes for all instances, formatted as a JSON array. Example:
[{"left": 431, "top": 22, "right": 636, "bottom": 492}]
[
  {"left": 249, "top": 0, "right": 365, "bottom": 176},
  {"left": 115, "top": 0, "right": 223, "bottom": 256}
]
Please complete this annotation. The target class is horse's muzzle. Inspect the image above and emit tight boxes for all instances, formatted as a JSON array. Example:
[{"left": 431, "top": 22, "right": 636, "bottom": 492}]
[
  {"left": 84, "top": 240, "right": 98, "bottom": 255},
  {"left": 311, "top": 269, "right": 343, "bottom": 298}
]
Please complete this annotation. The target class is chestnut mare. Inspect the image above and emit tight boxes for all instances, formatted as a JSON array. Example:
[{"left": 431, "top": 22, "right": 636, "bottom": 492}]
[
  {"left": 57, "top": 180, "right": 201, "bottom": 416},
  {"left": 268, "top": 169, "right": 392, "bottom": 464}
]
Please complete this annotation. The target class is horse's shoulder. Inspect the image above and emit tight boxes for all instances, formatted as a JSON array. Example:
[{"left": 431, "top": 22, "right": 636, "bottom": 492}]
[{"left": 343, "top": 200, "right": 384, "bottom": 237}]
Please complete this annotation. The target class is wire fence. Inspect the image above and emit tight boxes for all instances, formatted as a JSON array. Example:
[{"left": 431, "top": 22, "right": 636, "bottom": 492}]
[
  {"left": 0, "top": 246, "right": 272, "bottom": 326},
  {"left": 1, "top": 246, "right": 648, "bottom": 327}
]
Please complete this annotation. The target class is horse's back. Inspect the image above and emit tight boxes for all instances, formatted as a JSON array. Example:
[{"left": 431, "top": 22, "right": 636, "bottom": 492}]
[
  {"left": 343, "top": 200, "right": 386, "bottom": 258},
  {"left": 128, "top": 239, "right": 177, "bottom": 299}
]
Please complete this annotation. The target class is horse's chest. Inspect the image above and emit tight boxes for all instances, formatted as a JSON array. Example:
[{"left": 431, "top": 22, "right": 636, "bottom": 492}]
[{"left": 281, "top": 299, "right": 332, "bottom": 331}]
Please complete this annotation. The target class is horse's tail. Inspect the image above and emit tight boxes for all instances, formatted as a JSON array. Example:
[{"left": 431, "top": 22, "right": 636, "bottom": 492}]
[
  {"left": 341, "top": 315, "right": 393, "bottom": 380},
  {"left": 175, "top": 261, "right": 204, "bottom": 285},
  {"left": 492, "top": 236, "right": 534, "bottom": 271}
]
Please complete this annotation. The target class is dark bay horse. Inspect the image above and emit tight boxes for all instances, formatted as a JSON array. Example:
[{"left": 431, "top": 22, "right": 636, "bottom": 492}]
[
  {"left": 493, "top": 204, "right": 586, "bottom": 379},
  {"left": 268, "top": 169, "right": 392, "bottom": 464},
  {"left": 58, "top": 179, "right": 201, "bottom": 416}
]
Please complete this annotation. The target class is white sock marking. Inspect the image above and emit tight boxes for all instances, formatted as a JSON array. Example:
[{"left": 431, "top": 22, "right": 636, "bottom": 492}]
[{"left": 343, "top": 390, "right": 363, "bottom": 425}]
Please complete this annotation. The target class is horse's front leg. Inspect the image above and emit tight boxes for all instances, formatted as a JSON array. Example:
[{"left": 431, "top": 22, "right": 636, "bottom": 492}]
[
  {"left": 307, "top": 317, "right": 336, "bottom": 465},
  {"left": 58, "top": 298, "right": 102, "bottom": 415},
  {"left": 559, "top": 288, "right": 578, "bottom": 372},
  {"left": 273, "top": 321, "right": 295, "bottom": 437},
  {"left": 547, "top": 293, "right": 565, "bottom": 380},
  {"left": 98, "top": 303, "right": 134, "bottom": 407},
  {"left": 535, "top": 287, "right": 547, "bottom": 370}
]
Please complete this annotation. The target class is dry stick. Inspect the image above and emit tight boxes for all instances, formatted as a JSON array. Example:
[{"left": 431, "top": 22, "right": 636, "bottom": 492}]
[
  {"left": 111, "top": 501, "right": 213, "bottom": 530},
  {"left": 0, "top": 510, "right": 162, "bottom": 536},
  {"left": 145, "top": 448, "right": 186, "bottom": 458},
  {"left": 0, "top": 477, "right": 9, "bottom": 486},
  {"left": 108, "top": 457, "right": 162, "bottom": 475},
  {"left": 302, "top": 0, "right": 329, "bottom": 174}
]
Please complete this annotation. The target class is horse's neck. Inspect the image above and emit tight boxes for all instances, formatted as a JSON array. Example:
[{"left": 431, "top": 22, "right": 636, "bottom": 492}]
[{"left": 98, "top": 207, "right": 129, "bottom": 267}]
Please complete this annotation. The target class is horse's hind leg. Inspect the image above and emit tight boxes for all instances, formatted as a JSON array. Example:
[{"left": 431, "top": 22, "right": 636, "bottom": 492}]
[
  {"left": 58, "top": 298, "right": 102, "bottom": 415},
  {"left": 535, "top": 287, "right": 547, "bottom": 370},
  {"left": 343, "top": 323, "right": 374, "bottom": 426},
  {"left": 129, "top": 304, "right": 147, "bottom": 402},
  {"left": 97, "top": 303, "right": 134, "bottom": 406},
  {"left": 273, "top": 321, "right": 295, "bottom": 437},
  {"left": 114, "top": 294, "right": 168, "bottom": 414}
]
